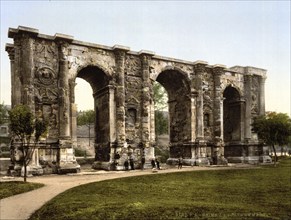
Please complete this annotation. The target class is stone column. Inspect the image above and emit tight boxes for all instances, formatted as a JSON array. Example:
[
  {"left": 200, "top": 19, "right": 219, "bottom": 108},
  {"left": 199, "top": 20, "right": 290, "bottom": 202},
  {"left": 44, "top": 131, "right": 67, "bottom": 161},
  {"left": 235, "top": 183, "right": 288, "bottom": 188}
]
[
  {"left": 193, "top": 62, "right": 207, "bottom": 139},
  {"left": 21, "top": 35, "right": 35, "bottom": 110},
  {"left": 58, "top": 42, "right": 71, "bottom": 139},
  {"left": 108, "top": 85, "right": 116, "bottom": 143},
  {"left": 213, "top": 65, "right": 227, "bottom": 164},
  {"left": 150, "top": 97, "right": 156, "bottom": 144},
  {"left": 213, "top": 66, "right": 225, "bottom": 140},
  {"left": 259, "top": 76, "right": 266, "bottom": 116},
  {"left": 192, "top": 62, "right": 208, "bottom": 162},
  {"left": 244, "top": 74, "right": 252, "bottom": 140},
  {"left": 69, "top": 80, "right": 77, "bottom": 145},
  {"left": 219, "top": 98, "right": 224, "bottom": 141},
  {"left": 190, "top": 91, "right": 197, "bottom": 142},
  {"left": 5, "top": 44, "right": 18, "bottom": 106},
  {"left": 139, "top": 51, "right": 155, "bottom": 149},
  {"left": 113, "top": 45, "right": 129, "bottom": 147},
  {"left": 239, "top": 99, "right": 246, "bottom": 141}
]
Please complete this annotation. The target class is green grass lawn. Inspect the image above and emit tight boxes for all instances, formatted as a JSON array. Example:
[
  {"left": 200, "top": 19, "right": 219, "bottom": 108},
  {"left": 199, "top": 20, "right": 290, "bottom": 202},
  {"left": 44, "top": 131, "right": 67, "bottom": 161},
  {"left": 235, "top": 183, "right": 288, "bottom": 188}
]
[
  {"left": 30, "top": 159, "right": 291, "bottom": 220},
  {"left": 0, "top": 181, "right": 44, "bottom": 199}
]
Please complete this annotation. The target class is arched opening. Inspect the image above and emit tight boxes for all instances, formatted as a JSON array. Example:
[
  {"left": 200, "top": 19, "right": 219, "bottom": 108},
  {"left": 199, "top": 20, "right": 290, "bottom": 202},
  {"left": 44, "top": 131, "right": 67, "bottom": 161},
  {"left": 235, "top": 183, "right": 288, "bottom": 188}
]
[
  {"left": 75, "top": 78, "right": 94, "bottom": 158},
  {"left": 153, "top": 81, "right": 169, "bottom": 162},
  {"left": 75, "top": 66, "right": 111, "bottom": 162},
  {"left": 156, "top": 69, "right": 191, "bottom": 158},
  {"left": 223, "top": 86, "right": 242, "bottom": 143}
]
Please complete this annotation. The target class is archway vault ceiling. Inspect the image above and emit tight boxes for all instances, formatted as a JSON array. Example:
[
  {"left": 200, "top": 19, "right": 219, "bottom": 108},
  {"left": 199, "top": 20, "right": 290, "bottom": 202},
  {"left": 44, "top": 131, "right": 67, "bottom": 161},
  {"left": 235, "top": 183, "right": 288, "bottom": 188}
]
[
  {"left": 156, "top": 70, "right": 189, "bottom": 96},
  {"left": 77, "top": 66, "right": 109, "bottom": 91}
]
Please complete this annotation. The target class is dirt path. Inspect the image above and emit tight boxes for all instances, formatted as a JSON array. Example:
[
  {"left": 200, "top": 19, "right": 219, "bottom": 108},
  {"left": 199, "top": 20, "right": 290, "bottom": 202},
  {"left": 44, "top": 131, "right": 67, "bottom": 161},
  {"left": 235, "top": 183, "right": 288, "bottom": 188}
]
[{"left": 0, "top": 165, "right": 255, "bottom": 220}]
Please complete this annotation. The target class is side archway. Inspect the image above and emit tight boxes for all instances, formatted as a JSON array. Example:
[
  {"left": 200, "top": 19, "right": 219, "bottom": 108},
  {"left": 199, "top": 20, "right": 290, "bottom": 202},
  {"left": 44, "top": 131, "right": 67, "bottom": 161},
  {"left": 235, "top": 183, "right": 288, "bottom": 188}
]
[{"left": 223, "top": 85, "right": 244, "bottom": 144}]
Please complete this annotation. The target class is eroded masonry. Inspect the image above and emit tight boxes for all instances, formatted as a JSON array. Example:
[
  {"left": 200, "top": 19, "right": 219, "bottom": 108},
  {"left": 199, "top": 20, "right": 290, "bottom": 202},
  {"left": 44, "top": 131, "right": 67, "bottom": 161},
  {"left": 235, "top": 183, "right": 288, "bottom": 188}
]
[{"left": 6, "top": 26, "right": 271, "bottom": 174}]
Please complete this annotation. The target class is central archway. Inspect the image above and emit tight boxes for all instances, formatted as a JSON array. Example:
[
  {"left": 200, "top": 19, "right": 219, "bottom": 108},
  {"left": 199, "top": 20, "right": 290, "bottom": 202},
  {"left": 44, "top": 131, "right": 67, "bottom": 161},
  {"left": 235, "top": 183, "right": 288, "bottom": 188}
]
[
  {"left": 156, "top": 69, "right": 191, "bottom": 158},
  {"left": 75, "top": 65, "right": 112, "bottom": 162}
]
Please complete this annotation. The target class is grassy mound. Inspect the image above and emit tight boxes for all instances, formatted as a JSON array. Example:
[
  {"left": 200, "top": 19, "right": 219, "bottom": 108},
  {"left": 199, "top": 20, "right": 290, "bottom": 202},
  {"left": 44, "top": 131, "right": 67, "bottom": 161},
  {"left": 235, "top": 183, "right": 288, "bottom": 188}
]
[{"left": 30, "top": 159, "right": 291, "bottom": 220}]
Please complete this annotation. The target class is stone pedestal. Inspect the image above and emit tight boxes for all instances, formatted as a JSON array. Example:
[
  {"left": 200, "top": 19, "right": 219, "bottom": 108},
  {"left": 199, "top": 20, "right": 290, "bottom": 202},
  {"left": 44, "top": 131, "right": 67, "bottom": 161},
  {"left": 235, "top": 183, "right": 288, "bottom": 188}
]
[{"left": 58, "top": 141, "right": 80, "bottom": 174}]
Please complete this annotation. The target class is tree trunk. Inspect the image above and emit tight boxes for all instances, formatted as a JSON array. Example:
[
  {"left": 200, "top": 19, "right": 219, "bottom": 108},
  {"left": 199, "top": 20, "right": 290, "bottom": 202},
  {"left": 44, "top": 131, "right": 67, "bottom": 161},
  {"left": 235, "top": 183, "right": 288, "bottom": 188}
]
[
  {"left": 21, "top": 146, "right": 27, "bottom": 182},
  {"left": 24, "top": 161, "right": 27, "bottom": 182},
  {"left": 272, "top": 144, "right": 277, "bottom": 167},
  {"left": 88, "top": 124, "right": 91, "bottom": 147}
]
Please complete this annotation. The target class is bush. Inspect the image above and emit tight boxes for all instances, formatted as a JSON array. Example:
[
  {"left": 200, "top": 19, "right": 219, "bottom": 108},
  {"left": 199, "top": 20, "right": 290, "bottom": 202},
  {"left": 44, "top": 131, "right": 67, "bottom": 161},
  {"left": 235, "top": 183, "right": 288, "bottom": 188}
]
[
  {"left": 155, "top": 146, "right": 169, "bottom": 163},
  {"left": 0, "top": 151, "right": 10, "bottom": 158},
  {"left": 74, "top": 148, "right": 88, "bottom": 157},
  {"left": 76, "top": 157, "right": 95, "bottom": 165}
]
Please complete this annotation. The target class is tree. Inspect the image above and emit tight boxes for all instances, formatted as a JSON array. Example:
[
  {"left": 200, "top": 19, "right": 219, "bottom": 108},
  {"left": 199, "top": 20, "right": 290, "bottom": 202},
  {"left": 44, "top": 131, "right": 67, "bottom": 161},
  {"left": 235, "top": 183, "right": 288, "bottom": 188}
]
[
  {"left": 9, "top": 105, "right": 47, "bottom": 182},
  {"left": 153, "top": 82, "right": 168, "bottom": 137},
  {"left": 155, "top": 111, "right": 168, "bottom": 136},
  {"left": 153, "top": 82, "right": 167, "bottom": 111},
  {"left": 77, "top": 110, "right": 95, "bottom": 147},
  {"left": 252, "top": 112, "right": 291, "bottom": 165},
  {"left": 0, "top": 102, "right": 9, "bottom": 125}
]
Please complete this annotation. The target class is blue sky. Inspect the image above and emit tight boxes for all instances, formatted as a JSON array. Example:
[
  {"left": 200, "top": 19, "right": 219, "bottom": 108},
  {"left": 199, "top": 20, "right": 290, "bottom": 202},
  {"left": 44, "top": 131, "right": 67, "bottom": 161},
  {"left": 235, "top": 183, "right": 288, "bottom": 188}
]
[{"left": 1, "top": 1, "right": 290, "bottom": 115}]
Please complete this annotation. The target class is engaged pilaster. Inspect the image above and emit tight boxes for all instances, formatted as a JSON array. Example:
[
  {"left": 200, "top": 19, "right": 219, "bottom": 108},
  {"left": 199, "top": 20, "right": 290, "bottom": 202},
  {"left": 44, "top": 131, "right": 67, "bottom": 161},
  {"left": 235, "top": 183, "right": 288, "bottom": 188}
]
[
  {"left": 213, "top": 65, "right": 225, "bottom": 140},
  {"left": 259, "top": 75, "right": 266, "bottom": 116},
  {"left": 57, "top": 41, "right": 71, "bottom": 138},
  {"left": 193, "top": 61, "right": 208, "bottom": 140},
  {"left": 5, "top": 44, "right": 17, "bottom": 106},
  {"left": 113, "top": 45, "right": 129, "bottom": 146},
  {"left": 139, "top": 50, "right": 155, "bottom": 148},
  {"left": 244, "top": 74, "right": 252, "bottom": 140}
]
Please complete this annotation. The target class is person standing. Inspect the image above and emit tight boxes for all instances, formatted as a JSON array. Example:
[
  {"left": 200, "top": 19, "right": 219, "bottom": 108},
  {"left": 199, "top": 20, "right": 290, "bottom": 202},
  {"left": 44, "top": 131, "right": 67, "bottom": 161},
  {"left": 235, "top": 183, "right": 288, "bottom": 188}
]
[
  {"left": 178, "top": 157, "right": 183, "bottom": 169},
  {"left": 155, "top": 158, "right": 160, "bottom": 170},
  {"left": 151, "top": 158, "right": 156, "bottom": 169},
  {"left": 129, "top": 155, "right": 135, "bottom": 170},
  {"left": 141, "top": 156, "right": 145, "bottom": 170},
  {"left": 124, "top": 159, "right": 129, "bottom": 171}
]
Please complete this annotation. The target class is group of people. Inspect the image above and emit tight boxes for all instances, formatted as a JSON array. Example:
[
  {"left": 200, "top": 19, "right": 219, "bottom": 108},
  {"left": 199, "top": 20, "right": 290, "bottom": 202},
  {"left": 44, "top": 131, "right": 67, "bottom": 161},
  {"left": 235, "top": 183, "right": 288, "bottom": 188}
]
[
  {"left": 120, "top": 155, "right": 161, "bottom": 171},
  {"left": 114, "top": 148, "right": 184, "bottom": 171},
  {"left": 123, "top": 156, "right": 135, "bottom": 170},
  {"left": 120, "top": 154, "right": 145, "bottom": 171}
]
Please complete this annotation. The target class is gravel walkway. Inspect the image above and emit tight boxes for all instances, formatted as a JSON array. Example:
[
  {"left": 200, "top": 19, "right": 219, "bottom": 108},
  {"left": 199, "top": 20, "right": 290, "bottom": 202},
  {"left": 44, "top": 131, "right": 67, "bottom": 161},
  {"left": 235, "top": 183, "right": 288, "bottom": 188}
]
[{"left": 0, "top": 164, "right": 255, "bottom": 220}]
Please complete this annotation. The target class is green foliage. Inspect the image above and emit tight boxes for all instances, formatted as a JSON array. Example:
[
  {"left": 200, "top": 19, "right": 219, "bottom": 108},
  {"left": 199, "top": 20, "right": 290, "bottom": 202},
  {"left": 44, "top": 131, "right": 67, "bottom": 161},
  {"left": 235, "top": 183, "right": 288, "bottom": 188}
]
[
  {"left": 30, "top": 158, "right": 291, "bottom": 220},
  {"left": 155, "top": 111, "right": 168, "bottom": 135},
  {"left": 9, "top": 105, "right": 34, "bottom": 141},
  {"left": 253, "top": 112, "right": 291, "bottom": 146},
  {"left": 154, "top": 146, "right": 169, "bottom": 163},
  {"left": 9, "top": 105, "right": 48, "bottom": 142},
  {"left": 74, "top": 147, "right": 88, "bottom": 157},
  {"left": 0, "top": 102, "right": 9, "bottom": 125},
  {"left": 153, "top": 81, "right": 168, "bottom": 111},
  {"left": 77, "top": 110, "right": 95, "bottom": 126},
  {"left": 153, "top": 82, "right": 168, "bottom": 136},
  {"left": 77, "top": 110, "right": 95, "bottom": 147},
  {"left": 0, "top": 182, "right": 44, "bottom": 199},
  {"left": 34, "top": 118, "right": 48, "bottom": 141},
  {"left": 8, "top": 105, "right": 48, "bottom": 182},
  {"left": 0, "top": 137, "right": 10, "bottom": 145},
  {"left": 253, "top": 112, "right": 291, "bottom": 163},
  {"left": 76, "top": 157, "right": 95, "bottom": 165}
]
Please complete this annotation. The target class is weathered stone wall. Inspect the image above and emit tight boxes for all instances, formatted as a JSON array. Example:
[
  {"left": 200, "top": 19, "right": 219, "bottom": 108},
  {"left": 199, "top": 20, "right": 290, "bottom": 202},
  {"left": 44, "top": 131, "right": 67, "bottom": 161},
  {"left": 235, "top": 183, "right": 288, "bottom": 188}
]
[{"left": 6, "top": 26, "right": 271, "bottom": 172}]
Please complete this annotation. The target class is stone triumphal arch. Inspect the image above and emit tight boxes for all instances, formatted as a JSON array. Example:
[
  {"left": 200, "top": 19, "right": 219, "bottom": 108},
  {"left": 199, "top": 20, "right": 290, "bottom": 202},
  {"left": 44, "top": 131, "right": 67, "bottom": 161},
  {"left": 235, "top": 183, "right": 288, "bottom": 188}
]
[{"left": 6, "top": 26, "right": 271, "bottom": 173}]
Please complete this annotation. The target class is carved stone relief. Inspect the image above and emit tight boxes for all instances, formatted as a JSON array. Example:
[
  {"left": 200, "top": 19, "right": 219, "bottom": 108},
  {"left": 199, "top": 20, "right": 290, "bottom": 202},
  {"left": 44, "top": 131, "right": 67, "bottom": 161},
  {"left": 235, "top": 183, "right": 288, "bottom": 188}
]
[
  {"left": 251, "top": 76, "right": 260, "bottom": 115},
  {"left": 125, "top": 55, "right": 141, "bottom": 76}
]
